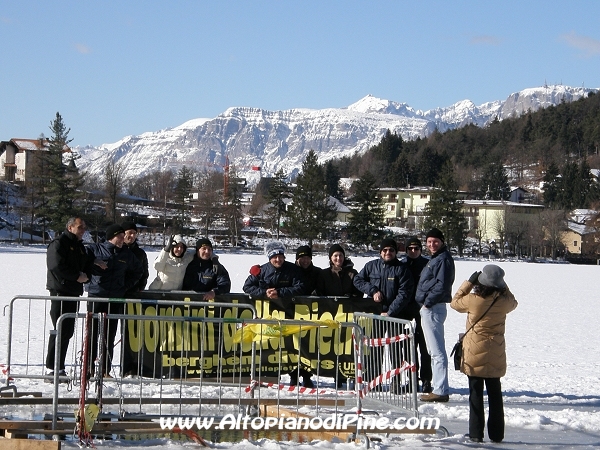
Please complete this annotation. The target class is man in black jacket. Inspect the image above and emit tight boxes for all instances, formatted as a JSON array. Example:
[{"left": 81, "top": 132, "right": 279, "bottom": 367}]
[
  {"left": 45, "top": 217, "right": 92, "bottom": 380},
  {"left": 354, "top": 238, "right": 414, "bottom": 391},
  {"left": 121, "top": 221, "right": 149, "bottom": 294},
  {"left": 120, "top": 221, "right": 149, "bottom": 377},
  {"left": 295, "top": 245, "right": 320, "bottom": 295},
  {"left": 85, "top": 224, "right": 144, "bottom": 377},
  {"left": 182, "top": 238, "right": 231, "bottom": 298}
]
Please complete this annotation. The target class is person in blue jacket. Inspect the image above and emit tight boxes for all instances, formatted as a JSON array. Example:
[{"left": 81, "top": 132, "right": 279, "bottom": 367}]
[
  {"left": 243, "top": 241, "right": 305, "bottom": 300},
  {"left": 353, "top": 238, "right": 413, "bottom": 391},
  {"left": 85, "top": 223, "right": 144, "bottom": 377},
  {"left": 416, "top": 228, "right": 455, "bottom": 403},
  {"left": 181, "top": 238, "right": 231, "bottom": 299},
  {"left": 243, "top": 241, "right": 308, "bottom": 386}
]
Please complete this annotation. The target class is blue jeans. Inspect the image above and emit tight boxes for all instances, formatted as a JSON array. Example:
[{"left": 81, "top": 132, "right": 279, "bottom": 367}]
[{"left": 420, "top": 303, "right": 449, "bottom": 396}]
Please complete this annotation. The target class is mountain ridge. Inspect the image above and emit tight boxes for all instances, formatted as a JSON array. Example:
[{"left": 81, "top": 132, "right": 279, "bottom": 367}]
[{"left": 75, "top": 85, "right": 597, "bottom": 184}]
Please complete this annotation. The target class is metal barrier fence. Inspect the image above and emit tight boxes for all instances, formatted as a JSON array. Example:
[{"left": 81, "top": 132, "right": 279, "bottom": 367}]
[
  {"left": 1, "top": 294, "right": 257, "bottom": 387},
  {"left": 1, "top": 294, "right": 365, "bottom": 442},
  {"left": 353, "top": 312, "right": 419, "bottom": 418}
]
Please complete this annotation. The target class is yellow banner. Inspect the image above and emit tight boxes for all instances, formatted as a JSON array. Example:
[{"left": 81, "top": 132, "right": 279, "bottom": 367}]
[{"left": 233, "top": 316, "right": 339, "bottom": 345}]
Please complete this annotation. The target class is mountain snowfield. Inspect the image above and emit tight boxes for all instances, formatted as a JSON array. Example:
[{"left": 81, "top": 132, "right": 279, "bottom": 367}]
[{"left": 75, "top": 85, "right": 597, "bottom": 183}]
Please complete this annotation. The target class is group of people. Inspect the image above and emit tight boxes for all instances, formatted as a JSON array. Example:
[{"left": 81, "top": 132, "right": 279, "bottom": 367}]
[
  {"left": 45, "top": 219, "right": 232, "bottom": 379},
  {"left": 45, "top": 219, "right": 517, "bottom": 443}
]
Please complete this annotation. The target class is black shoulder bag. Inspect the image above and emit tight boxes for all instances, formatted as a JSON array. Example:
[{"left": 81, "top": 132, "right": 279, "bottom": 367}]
[{"left": 450, "top": 295, "right": 499, "bottom": 370}]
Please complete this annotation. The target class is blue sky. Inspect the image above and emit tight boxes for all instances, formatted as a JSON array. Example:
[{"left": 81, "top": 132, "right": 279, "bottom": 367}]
[{"left": 1, "top": 1, "right": 599, "bottom": 147}]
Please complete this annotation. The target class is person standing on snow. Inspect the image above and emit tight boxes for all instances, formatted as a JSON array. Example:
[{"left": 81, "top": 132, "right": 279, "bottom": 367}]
[
  {"left": 45, "top": 217, "right": 93, "bottom": 381},
  {"left": 85, "top": 224, "right": 144, "bottom": 377},
  {"left": 451, "top": 265, "right": 518, "bottom": 444},
  {"left": 401, "top": 236, "right": 433, "bottom": 394},
  {"left": 416, "top": 228, "right": 455, "bottom": 403}
]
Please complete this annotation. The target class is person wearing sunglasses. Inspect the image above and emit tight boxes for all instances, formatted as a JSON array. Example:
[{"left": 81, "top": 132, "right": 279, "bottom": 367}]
[{"left": 354, "top": 238, "right": 414, "bottom": 390}]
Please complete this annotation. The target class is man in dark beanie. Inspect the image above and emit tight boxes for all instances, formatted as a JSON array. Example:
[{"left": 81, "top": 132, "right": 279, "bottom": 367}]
[
  {"left": 354, "top": 237, "right": 413, "bottom": 389},
  {"left": 402, "top": 236, "right": 432, "bottom": 393},
  {"left": 295, "top": 245, "right": 321, "bottom": 295},
  {"left": 85, "top": 223, "right": 144, "bottom": 377},
  {"left": 416, "top": 227, "right": 455, "bottom": 402},
  {"left": 292, "top": 244, "right": 320, "bottom": 387},
  {"left": 120, "top": 221, "right": 149, "bottom": 377},
  {"left": 379, "top": 238, "right": 398, "bottom": 253},
  {"left": 182, "top": 238, "right": 231, "bottom": 299},
  {"left": 121, "top": 222, "right": 149, "bottom": 294}
]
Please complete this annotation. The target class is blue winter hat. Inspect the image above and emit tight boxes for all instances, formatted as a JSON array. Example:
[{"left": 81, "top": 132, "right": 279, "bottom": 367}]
[{"left": 265, "top": 241, "right": 286, "bottom": 259}]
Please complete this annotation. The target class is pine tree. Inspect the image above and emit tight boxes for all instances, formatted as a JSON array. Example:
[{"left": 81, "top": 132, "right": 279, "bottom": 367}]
[
  {"left": 423, "top": 163, "right": 468, "bottom": 254},
  {"left": 324, "top": 160, "right": 343, "bottom": 200},
  {"left": 479, "top": 161, "right": 510, "bottom": 200},
  {"left": 265, "top": 169, "right": 290, "bottom": 239},
  {"left": 39, "top": 113, "right": 85, "bottom": 233},
  {"left": 174, "top": 165, "right": 194, "bottom": 232},
  {"left": 224, "top": 166, "right": 244, "bottom": 246},
  {"left": 286, "top": 150, "right": 337, "bottom": 247},
  {"left": 347, "top": 172, "right": 386, "bottom": 249},
  {"left": 542, "top": 162, "right": 560, "bottom": 208}
]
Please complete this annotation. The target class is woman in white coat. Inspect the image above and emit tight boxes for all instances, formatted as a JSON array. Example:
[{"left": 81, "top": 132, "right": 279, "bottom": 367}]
[{"left": 148, "top": 235, "right": 194, "bottom": 290}]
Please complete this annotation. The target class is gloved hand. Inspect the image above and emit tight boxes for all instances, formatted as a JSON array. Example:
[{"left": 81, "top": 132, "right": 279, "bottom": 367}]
[
  {"left": 468, "top": 271, "right": 481, "bottom": 284},
  {"left": 165, "top": 235, "right": 176, "bottom": 252},
  {"left": 249, "top": 265, "right": 261, "bottom": 276}
]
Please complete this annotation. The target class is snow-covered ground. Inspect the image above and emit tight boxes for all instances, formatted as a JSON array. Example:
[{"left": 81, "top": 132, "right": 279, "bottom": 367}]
[{"left": 0, "top": 244, "right": 599, "bottom": 449}]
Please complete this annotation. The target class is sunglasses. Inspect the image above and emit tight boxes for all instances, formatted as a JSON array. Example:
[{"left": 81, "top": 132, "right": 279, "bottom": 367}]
[
  {"left": 381, "top": 248, "right": 396, "bottom": 253},
  {"left": 407, "top": 246, "right": 421, "bottom": 251}
]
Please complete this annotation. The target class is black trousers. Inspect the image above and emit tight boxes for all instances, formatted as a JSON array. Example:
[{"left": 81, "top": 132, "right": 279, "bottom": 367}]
[
  {"left": 45, "top": 291, "right": 80, "bottom": 371},
  {"left": 468, "top": 376, "right": 504, "bottom": 442},
  {"left": 87, "top": 299, "right": 123, "bottom": 376},
  {"left": 414, "top": 314, "right": 432, "bottom": 383}
]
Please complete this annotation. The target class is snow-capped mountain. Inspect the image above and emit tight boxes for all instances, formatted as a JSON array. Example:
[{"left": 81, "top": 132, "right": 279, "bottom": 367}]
[{"left": 76, "top": 85, "right": 596, "bottom": 184}]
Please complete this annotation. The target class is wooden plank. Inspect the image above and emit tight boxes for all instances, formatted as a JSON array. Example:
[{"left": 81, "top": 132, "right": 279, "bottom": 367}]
[
  {"left": 0, "top": 392, "right": 42, "bottom": 398},
  {"left": 261, "top": 405, "right": 350, "bottom": 442},
  {"left": 0, "top": 438, "right": 61, "bottom": 449},
  {"left": 0, "top": 397, "right": 345, "bottom": 407}
]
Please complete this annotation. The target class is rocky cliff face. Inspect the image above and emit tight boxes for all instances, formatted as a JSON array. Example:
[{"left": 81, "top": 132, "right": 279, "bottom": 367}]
[{"left": 76, "top": 85, "right": 595, "bottom": 183}]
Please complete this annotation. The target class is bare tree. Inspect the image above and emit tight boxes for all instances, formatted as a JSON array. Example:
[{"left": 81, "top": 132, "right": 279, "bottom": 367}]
[
  {"left": 194, "top": 171, "right": 224, "bottom": 236},
  {"left": 541, "top": 209, "right": 567, "bottom": 259},
  {"left": 505, "top": 207, "right": 528, "bottom": 258},
  {"left": 104, "top": 158, "right": 126, "bottom": 222},
  {"left": 490, "top": 208, "right": 507, "bottom": 257}
]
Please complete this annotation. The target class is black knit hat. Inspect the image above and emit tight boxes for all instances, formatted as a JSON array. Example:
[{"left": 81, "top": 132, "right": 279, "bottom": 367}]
[
  {"left": 121, "top": 221, "right": 137, "bottom": 232},
  {"left": 379, "top": 238, "right": 398, "bottom": 252},
  {"left": 105, "top": 224, "right": 125, "bottom": 240},
  {"left": 405, "top": 236, "right": 422, "bottom": 249},
  {"left": 195, "top": 238, "right": 213, "bottom": 250},
  {"left": 426, "top": 228, "right": 445, "bottom": 243},
  {"left": 328, "top": 244, "right": 345, "bottom": 259},
  {"left": 296, "top": 245, "right": 312, "bottom": 260}
]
